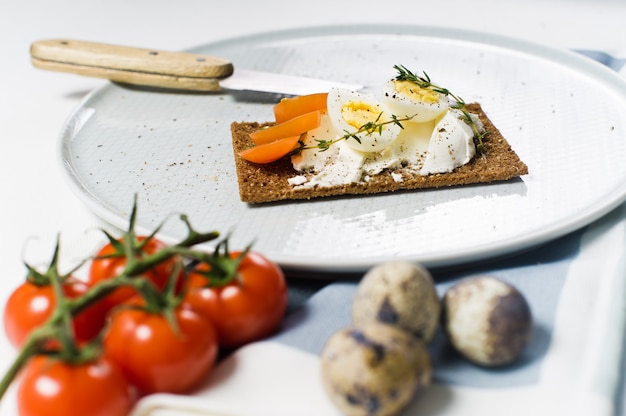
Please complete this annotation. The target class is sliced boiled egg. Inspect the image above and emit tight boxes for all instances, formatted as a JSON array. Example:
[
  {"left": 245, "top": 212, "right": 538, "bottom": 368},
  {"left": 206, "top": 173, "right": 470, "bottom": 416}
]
[
  {"left": 327, "top": 88, "right": 401, "bottom": 152},
  {"left": 382, "top": 79, "right": 449, "bottom": 122}
]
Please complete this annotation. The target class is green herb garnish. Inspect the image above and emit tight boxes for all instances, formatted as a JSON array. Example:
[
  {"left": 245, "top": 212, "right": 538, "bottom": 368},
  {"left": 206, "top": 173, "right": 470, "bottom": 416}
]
[
  {"left": 291, "top": 65, "right": 486, "bottom": 157},
  {"left": 290, "top": 112, "right": 413, "bottom": 155},
  {"left": 393, "top": 65, "right": 487, "bottom": 151}
]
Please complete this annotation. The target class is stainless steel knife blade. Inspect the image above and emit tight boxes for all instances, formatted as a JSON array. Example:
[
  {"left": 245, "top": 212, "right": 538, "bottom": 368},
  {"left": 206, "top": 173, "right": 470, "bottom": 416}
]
[{"left": 219, "top": 69, "right": 362, "bottom": 95}]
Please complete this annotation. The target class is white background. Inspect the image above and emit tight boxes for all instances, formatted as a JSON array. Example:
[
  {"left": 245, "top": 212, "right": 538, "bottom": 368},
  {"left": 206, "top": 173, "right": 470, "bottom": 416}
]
[{"left": 1, "top": 0, "right": 625, "bottom": 414}]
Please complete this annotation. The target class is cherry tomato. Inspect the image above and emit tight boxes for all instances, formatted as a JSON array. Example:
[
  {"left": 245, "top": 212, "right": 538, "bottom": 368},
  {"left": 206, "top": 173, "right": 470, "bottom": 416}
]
[
  {"left": 185, "top": 250, "right": 288, "bottom": 349},
  {"left": 3, "top": 277, "right": 108, "bottom": 348},
  {"left": 88, "top": 236, "right": 181, "bottom": 311},
  {"left": 104, "top": 300, "right": 218, "bottom": 395},
  {"left": 17, "top": 355, "right": 135, "bottom": 416}
]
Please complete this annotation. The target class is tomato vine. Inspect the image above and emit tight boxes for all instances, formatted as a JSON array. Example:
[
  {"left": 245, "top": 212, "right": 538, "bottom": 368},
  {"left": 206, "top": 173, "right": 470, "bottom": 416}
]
[{"left": 0, "top": 196, "right": 287, "bottom": 406}]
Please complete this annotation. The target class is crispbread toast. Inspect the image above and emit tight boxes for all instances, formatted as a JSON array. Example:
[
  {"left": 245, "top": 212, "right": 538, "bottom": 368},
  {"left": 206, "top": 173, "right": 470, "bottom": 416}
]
[{"left": 231, "top": 103, "right": 527, "bottom": 204}]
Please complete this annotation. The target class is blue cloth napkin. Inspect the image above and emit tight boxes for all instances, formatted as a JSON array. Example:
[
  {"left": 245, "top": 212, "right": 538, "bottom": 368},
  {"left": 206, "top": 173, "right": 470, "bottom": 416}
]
[
  {"left": 273, "top": 201, "right": 626, "bottom": 415},
  {"left": 577, "top": 50, "right": 626, "bottom": 72}
]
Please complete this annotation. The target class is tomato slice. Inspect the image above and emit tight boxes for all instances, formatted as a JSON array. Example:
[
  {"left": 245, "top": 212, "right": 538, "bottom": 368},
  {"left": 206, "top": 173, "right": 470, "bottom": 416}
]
[
  {"left": 249, "top": 110, "right": 321, "bottom": 145},
  {"left": 273, "top": 92, "right": 328, "bottom": 124},
  {"left": 239, "top": 135, "right": 301, "bottom": 164}
]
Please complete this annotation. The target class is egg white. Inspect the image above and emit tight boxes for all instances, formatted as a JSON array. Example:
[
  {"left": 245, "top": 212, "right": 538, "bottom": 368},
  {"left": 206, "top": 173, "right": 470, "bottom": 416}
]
[
  {"left": 381, "top": 79, "right": 449, "bottom": 122},
  {"left": 327, "top": 88, "right": 401, "bottom": 152}
]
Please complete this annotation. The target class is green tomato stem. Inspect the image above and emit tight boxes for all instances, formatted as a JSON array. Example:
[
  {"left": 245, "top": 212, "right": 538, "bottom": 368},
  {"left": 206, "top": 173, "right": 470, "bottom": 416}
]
[
  {"left": 0, "top": 325, "right": 56, "bottom": 399},
  {"left": 0, "top": 200, "right": 227, "bottom": 402}
]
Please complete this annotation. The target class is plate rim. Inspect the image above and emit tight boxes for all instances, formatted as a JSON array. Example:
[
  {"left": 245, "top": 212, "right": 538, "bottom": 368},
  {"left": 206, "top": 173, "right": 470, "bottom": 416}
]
[{"left": 57, "top": 24, "right": 626, "bottom": 273}]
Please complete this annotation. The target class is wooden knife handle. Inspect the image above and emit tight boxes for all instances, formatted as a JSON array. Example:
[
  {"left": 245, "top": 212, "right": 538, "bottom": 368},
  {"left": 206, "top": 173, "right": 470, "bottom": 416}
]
[{"left": 30, "top": 39, "right": 234, "bottom": 91}]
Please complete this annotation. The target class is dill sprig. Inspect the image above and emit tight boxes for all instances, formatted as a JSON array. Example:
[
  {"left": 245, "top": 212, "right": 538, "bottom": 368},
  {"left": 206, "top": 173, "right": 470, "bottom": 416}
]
[
  {"left": 393, "top": 65, "right": 486, "bottom": 151},
  {"left": 292, "top": 113, "right": 413, "bottom": 155}
]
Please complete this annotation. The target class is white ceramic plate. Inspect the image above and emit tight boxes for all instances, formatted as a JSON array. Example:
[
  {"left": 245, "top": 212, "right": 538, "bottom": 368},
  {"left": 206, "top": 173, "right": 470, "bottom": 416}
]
[{"left": 59, "top": 25, "right": 626, "bottom": 273}]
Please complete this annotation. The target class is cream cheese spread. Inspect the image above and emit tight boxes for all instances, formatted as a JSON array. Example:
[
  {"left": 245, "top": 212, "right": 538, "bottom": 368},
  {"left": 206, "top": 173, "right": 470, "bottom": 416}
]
[{"left": 290, "top": 86, "right": 484, "bottom": 189}]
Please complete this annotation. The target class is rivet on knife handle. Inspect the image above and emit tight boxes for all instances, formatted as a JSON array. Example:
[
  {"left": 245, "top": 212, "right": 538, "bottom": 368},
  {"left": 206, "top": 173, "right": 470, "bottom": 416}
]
[{"left": 30, "top": 39, "right": 234, "bottom": 91}]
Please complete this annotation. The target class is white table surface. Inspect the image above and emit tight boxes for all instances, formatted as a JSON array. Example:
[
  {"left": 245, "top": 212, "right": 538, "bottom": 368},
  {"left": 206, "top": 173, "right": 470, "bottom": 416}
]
[{"left": 2, "top": 1, "right": 626, "bottom": 415}]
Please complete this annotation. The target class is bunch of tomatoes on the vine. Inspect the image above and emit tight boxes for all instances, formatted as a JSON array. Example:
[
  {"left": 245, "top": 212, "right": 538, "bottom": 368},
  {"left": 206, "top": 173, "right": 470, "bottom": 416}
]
[{"left": 0, "top": 203, "right": 288, "bottom": 416}]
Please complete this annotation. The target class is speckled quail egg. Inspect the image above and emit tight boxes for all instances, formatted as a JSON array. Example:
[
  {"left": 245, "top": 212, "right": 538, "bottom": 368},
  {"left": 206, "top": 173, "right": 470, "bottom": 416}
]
[
  {"left": 320, "top": 322, "right": 432, "bottom": 416},
  {"left": 442, "top": 275, "right": 533, "bottom": 366},
  {"left": 352, "top": 261, "right": 441, "bottom": 343}
]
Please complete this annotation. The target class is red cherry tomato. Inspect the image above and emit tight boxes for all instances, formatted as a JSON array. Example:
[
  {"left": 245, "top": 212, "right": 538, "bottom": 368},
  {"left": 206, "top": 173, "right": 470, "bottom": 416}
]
[
  {"left": 104, "top": 300, "right": 218, "bottom": 395},
  {"left": 88, "top": 236, "right": 181, "bottom": 311},
  {"left": 3, "top": 277, "right": 108, "bottom": 348},
  {"left": 17, "top": 355, "right": 135, "bottom": 416},
  {"left": 185, "top": 250, "right": 288, "bottom": 349}
]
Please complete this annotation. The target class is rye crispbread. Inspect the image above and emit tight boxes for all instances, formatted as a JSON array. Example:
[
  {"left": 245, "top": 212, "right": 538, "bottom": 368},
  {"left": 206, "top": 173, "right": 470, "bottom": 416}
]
[{"left": 231, "top": 103, "right": 528, "bottom": 204}]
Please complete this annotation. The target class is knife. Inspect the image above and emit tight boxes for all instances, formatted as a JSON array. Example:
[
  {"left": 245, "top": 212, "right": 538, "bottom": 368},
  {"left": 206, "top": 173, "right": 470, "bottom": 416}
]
[{"left": 30, "top": 39, "right": 363, "bottom": 95}]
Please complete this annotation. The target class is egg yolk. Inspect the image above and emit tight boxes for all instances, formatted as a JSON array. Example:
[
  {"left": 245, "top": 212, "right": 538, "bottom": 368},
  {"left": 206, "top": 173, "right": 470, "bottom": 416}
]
[
  {"left": 341, "top": 101, "right": 384, "bottom": 129},
  {"left": 393, "top": 80, "right": 439, "bottom": 103}
]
